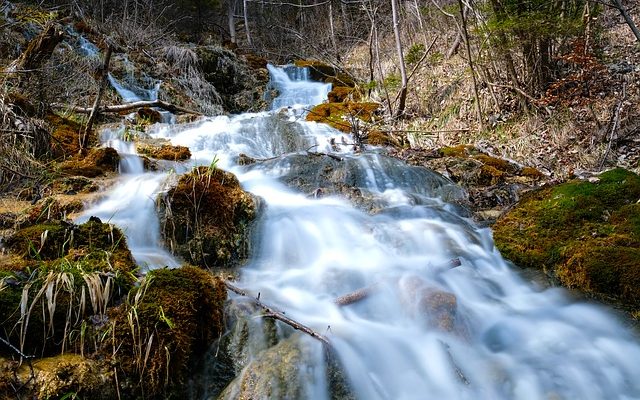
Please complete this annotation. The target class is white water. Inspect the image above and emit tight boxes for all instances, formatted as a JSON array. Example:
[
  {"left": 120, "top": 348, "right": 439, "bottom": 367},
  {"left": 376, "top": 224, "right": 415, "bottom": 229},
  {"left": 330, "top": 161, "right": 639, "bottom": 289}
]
[{"left": 82, "top": 66, "right": 640, "bottom": 399}]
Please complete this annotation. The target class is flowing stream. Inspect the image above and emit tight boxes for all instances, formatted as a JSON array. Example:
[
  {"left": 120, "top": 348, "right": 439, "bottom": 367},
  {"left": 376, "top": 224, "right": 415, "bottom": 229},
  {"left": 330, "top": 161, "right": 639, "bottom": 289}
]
[{"left": 78, "top": 65, "right": 640, "bottom": 399}]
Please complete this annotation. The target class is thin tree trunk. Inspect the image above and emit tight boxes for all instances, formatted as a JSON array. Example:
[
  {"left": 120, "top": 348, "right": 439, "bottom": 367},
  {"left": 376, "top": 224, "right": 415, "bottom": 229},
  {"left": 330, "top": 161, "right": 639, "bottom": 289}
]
[
  {"left": 457, "top": 0, "right": 484, "bottom": 130},
  {"left": 391, "top": 0, "right": 408, "bottom": 118},
  {"left": 611, "top": 0, "right": 640, "bottom": 42},
  {"left": 243, "top": 0, "right": 252, "bottom": 46},
  {"left": 228, "top": 0, "right": 236, "bottom": 44},
  {"left": 328, "top": 2, "right": 338, "bottom": 61},
  {"left": 82, "top": 44, "right": 112, "bottom": 151}
]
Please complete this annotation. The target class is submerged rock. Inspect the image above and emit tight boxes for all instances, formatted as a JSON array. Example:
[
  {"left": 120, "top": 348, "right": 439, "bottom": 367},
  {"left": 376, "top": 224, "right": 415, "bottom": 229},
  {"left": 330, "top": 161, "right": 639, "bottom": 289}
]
[
  {"left": 251, "top": 153, "right": 465, "bottom": 212},
  {"left": 158, "top": 166, "right": 260, "bottom": 268},
  {"left": 493, "top": 168, "right": 640, "bottom": 313},
  {"left": 391, "top": 145, "right": 547, "bottom": 223}
]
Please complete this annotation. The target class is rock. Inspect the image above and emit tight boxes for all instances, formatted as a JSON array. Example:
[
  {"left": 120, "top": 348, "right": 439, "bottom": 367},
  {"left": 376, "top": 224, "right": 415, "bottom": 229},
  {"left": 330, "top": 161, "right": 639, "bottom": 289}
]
[
  {"left": 106, "top": 266, "right": 227, "bottom": 398},
  {"left": 251, "top": 153, "right": 465, "bottom": 213},
  {"left": 307, "top": 102, "right": 380, "bottom": 133},
  {"left": 137, "top": 143, "right": 191, "bottom": 161},
  {"left": 399, "top": 276, "right": 458, "bottom": 332},
  {"left": 59, "top": 147, "right": 120, "bottom": 178},
  {"left": 158, "top": 166, "right": 260, "bottom": 268},
  {"left": 1, "top": 219, "right": 136, "bottom": 357},
  {"left": 493, "top": 168, "right": 640, "bottom": 313},
  {"left": 390, "top": 145, "right": 547, "bottom": 223},
  {"left": 0, "top": 354, "right": 116, "bottom": 399},
  {"left": 217, "top": 336, "right": 321, "bottom": 400}
]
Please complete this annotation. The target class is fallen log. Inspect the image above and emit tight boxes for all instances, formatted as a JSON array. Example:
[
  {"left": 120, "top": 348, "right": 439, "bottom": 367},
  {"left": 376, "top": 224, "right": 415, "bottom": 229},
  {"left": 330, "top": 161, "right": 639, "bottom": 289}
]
[
  {"left": 52, "top": 100, "right": 201, "bottom": 116},
  {"left": 224, "top": 281, "right": 330, "bottom": 345},
  {"left": 334, "top": 284, "right": 378, "bottom": 306}
]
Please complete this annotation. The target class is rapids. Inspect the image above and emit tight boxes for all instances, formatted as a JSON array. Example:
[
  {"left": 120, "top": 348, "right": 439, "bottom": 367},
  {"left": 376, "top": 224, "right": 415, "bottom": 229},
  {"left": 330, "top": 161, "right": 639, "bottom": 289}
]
[{"left": 78, "top": 64, "right": 640, "bottom": 399}]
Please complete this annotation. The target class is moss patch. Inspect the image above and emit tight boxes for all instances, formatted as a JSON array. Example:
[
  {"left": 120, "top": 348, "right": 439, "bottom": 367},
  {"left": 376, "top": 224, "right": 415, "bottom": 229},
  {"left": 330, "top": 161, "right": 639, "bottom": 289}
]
[
  {"left": 108, "top": 266, "right": 226, "bottom": 398},
  {"left": 306, "top": 102, "right": 379, "bottom": 133},
  {"left": 493, "top": 168, "right": 640, "bottom": 310},
  {"left": 59, "top": 147, "right": 119, "bottom": 178},
  {"left": 46, "top": 113, "right": 87, "bottom": 159},
  {"left": 137, "top": 143, "right": 191, "bottom": 161},
  {"left": 158, "top": 167, "right": 258, "bottom": 268}
]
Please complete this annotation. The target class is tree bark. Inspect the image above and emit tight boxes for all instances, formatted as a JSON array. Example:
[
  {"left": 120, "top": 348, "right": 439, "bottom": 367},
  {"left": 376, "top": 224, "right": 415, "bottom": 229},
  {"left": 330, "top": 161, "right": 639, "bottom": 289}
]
[
  {"left": 457, "top": 0, "right": 484, "bottom": 130},
  {"left": 611, "top": 0, "right": 640, "bottom": 42},
  {"left": 12, "top": 23, "right": 63, "bottom": 87},
  {"left": 391, "top": 0, "right": 408, "bottom": 118},
  {"left": 228, "top": 0, "right": 237, "bottom": 44},
  {"left": 243, "top": 0, "right": 252, "bottom": 46},
  {"left": 82, "top": 44, "right": 112, "bottom": 151}
]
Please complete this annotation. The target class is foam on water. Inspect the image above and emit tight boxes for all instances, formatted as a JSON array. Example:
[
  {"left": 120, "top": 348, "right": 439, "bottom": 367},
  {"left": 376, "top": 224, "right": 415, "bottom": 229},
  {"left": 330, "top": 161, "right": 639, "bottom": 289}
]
[{"left": 79, "top": 65, "right": 640, "bottom": 399}]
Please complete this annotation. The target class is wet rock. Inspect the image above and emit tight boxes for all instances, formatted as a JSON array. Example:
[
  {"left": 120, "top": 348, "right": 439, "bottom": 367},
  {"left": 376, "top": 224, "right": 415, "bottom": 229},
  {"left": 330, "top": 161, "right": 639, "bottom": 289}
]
[
  {"left": 493, "top": 168, "right": 640, "bottom": 313},
  {"left": 0, "top": 354, "right": 116, "bottom": 400},
  {"left": 106, "top": 266, "right": 227, "bottom": 399},
  {"left": 196, "top": 46, "right": 268, "bottom": 113},
  {"left": 158, "top": 166, "right": 260, "bottom": 268},
  {"left": 252, "top": 153, "right": 465, "bottom": 212},
  {"left": 59, "top": 147, "right": 120, "bottom": 178},
  {"left": 307, "top": 102, "right": 380, "bottom": 133},
  {"left": 400, "top": 276, "right": 458, "bottom": 332},
  {"left": 390, "top": 145, "right": 547, "bottom": 223},
  {"left": 217, "top": 336, "right": 323, "bottom": 400},
  {"left": 135, "top": 106, "right": 163, "bottom": 124},
  {"left": 137, "top": 142, "right": 191, "bottom": 161}
]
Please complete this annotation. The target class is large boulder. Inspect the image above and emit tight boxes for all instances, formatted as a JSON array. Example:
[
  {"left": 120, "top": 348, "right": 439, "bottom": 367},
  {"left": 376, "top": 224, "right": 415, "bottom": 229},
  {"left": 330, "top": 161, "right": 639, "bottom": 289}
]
[
  {"left": 493, "top": 168, "right": 640, "bottom": 312},
  {"left": 106, "top": 266, "right": 227, "bottom": 398},
  {"left": 158, "top": 166, "right": 260, "bottom": 268}
]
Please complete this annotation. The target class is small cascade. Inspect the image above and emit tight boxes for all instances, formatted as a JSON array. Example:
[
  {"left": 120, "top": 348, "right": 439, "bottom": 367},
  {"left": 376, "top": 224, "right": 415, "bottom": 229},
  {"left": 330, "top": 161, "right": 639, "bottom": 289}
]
[
  {"left": 108, "top": 73, "right": 160, "bottom": 103},
  {"left": 77, "top": 127, "right": 178, "bottom": 269},
  {"left": 267, "top": 64, "right": 332, "bottom": 110}
]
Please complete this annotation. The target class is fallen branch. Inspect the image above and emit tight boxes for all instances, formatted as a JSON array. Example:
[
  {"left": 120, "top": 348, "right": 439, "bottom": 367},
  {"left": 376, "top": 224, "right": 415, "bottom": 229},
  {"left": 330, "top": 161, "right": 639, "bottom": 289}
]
[
  {"left": 335, "top": 284, "right": 378, "bottom": 306},
  {"left": 52, "top": 100, "right": 201, "bottom": 116},
  {"left": 224, "top": 281, "right": 330, "bottom": 345}
]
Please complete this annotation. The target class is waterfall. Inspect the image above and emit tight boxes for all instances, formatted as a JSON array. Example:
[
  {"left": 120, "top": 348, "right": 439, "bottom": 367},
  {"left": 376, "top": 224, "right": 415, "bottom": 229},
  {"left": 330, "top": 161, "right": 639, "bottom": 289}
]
[{"left": 80, "top": 65, "right": 640, "bottom": 399}]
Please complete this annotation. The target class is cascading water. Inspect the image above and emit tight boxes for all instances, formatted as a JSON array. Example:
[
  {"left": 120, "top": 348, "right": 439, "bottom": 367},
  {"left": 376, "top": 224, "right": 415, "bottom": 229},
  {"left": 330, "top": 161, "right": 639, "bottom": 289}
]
[{"left": 84, "top": 65, "right": 640, "bottom": 399}]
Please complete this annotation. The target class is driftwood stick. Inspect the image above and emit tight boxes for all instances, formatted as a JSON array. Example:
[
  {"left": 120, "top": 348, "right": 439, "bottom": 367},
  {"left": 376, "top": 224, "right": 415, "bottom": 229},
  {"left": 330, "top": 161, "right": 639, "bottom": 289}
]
[
  {"left": 335, "top": 285, "right": 378, "bottom": 306},
  {"left": 52, "top": 100, "right": 201, "bottom": 115},
  {"left": 224, "top": 281, "right": 330, "bottom": 345}
]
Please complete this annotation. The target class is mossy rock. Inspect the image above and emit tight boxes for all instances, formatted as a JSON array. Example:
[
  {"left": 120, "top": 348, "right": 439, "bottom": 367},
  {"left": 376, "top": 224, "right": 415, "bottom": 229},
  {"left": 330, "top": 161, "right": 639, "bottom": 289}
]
[
  {"left": 0, "top": 354, "right": 116, "bottom": 400},
  {"left": 7, "top": 219, "right": 136, "bottom": 274},
  {"left": 294, "top": 59, "right": 336, "bottom": 81},
  {"left": 327, "top": 86, "right": 361, "bottom": 103},
  {"left": 108, "top": 266, "right": 226, "bottom": 398},
  {"left": 493, "top": 168, "right": 640, "bottom": 311},
  {"left": 158, "top": 167, "right": 259, "bottom": 269},
  {"left": 137, "top": 143, "right": 191, "bottom": 161},
  {"left": 306, "top": 102, "right": 380, "bottom": 133},
  {"left": 46, "top": 113, "right": 87, "bottom": 159},
  {"left": 59, "top": 147, "right": 119, "bottom": 178}
]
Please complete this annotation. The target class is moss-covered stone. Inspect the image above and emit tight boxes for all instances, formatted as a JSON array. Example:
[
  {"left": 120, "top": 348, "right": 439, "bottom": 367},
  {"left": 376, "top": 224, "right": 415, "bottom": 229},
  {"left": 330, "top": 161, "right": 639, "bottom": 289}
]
[
  {"left": 307, "top": 102, "right": 380, "bottom": 133},
  {"left": 107, "top": 266, "right": 226, "bottom": 398},
  {"left": 158, "top": 167, "right": 259, "bottom": 269},
  {"left": 493, "top": 168, "right": 640, "bottom": 311},
  {"left": 59, "top": 147, "right": 119, "bottom": 178},
  {"left": 46, "top": 113, "right": 87, "bottom": 159},
  {"left": 0, "top": 354, "right": 116, "bottom": 400},
  {"left": 137, "top": 143, "right": 191, "bottom": 161}
]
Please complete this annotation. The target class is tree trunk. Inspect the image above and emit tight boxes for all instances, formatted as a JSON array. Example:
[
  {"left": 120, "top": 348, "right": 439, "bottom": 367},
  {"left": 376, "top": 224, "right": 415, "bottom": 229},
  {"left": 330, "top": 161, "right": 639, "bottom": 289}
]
[
  {"left": 611, "top": 0, "right": 640, "bottom": 42},
  {"left": 12, "top": 23, "right": 63, "bottom": 87},
  {"left": 243, "top": 0, "right": 252, "bottom": 46},
  {"left": 457, "top": 0, "right": 484, "bottom": 130},
  {"left": 328, "top": 2, "right": 338, "bottom": 61},
  {"left": 82, "top": 44, "right": 112, "bottom": 151},
  {"left": 391, "top": 0, "right": 408, "bottom": 118},
  {"left": 228, "top": 0, "right": 236, "bottom": 44}
]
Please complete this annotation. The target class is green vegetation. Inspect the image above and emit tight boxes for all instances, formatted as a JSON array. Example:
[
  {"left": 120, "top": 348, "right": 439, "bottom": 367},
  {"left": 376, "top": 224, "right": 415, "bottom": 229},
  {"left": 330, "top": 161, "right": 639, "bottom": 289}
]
[{"left": 494, "top": 168, "right": 640, "bottom": 310}]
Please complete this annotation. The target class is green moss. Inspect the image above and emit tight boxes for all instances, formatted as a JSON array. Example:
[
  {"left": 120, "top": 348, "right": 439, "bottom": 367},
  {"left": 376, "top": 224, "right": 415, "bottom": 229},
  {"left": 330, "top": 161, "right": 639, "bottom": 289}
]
[
  {"left": 108, "top": 266, "right": 226, "bottom": 398},
  {"left": 438, "top": 145, "right": 472, "bottom": 158},
  {"left": 159, "top": 167, "right": 257, "bottom": 268},
  {"left": 306, "top": 102, "right": 380, "bottom": 133},
  {"left": 493, "top": 168, "right": 640, "bottom": 311}
]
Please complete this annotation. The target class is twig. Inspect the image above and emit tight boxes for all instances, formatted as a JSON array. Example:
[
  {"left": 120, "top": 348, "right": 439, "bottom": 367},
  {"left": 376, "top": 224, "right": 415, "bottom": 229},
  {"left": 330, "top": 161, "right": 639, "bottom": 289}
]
[
  {"left": 335, "top": 284, "right": 378, "bottom": 306},
  {"left": 224, "top": 281, "right": 330, "bottom": 345},
  {"left": 0, "top": 335, "right": 34, "bottom": 360},
  {"left": 600, "top": 80, "right": 626, "bottom": 170}
]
